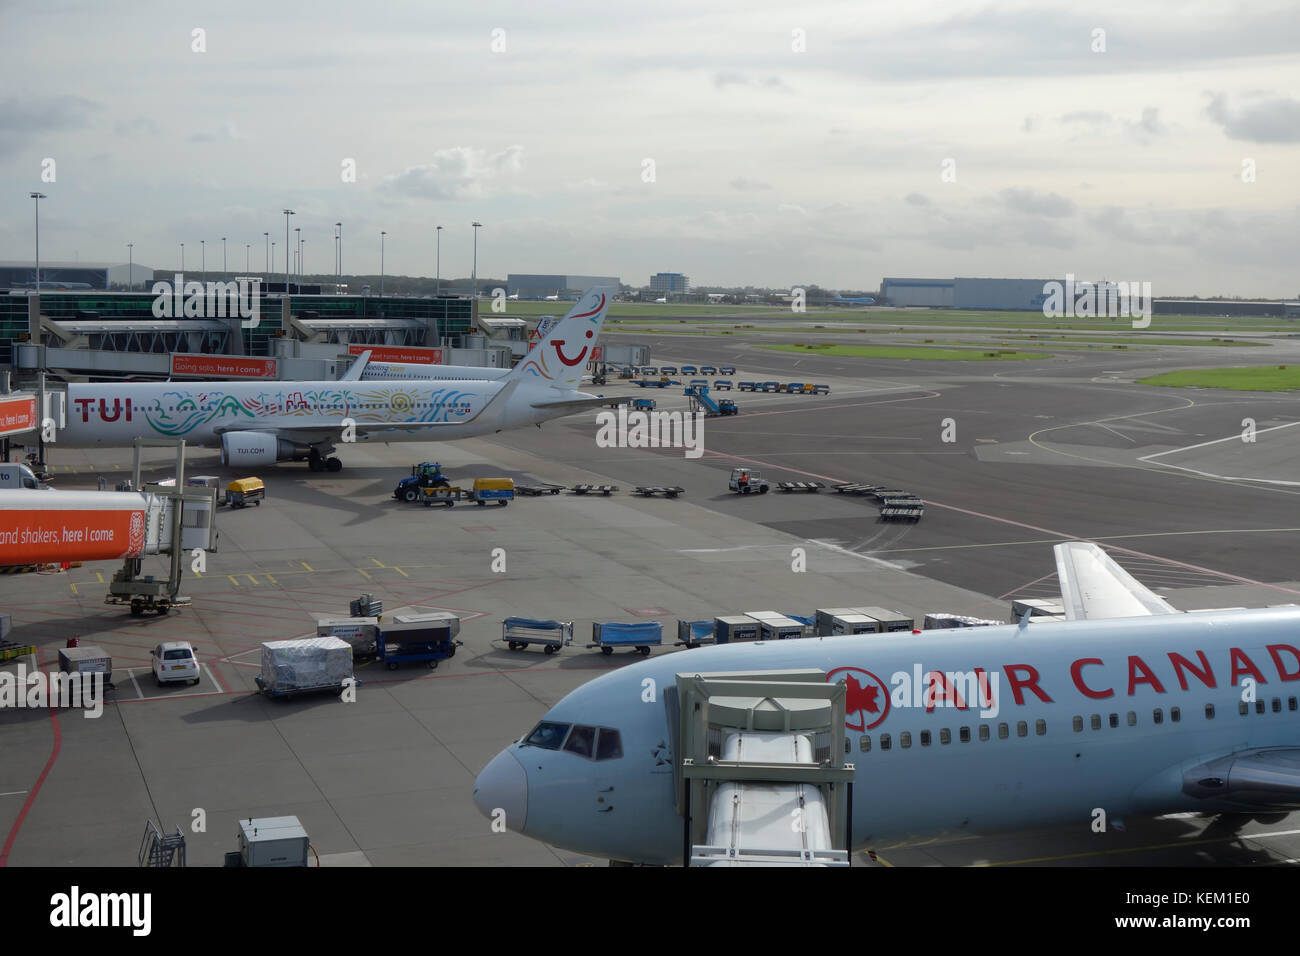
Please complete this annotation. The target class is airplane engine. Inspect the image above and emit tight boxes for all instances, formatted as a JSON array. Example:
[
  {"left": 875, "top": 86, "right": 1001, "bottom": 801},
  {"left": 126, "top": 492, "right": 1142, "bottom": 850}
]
[{"left": 219, "top": 431, "right": 310, "bottom": 466}]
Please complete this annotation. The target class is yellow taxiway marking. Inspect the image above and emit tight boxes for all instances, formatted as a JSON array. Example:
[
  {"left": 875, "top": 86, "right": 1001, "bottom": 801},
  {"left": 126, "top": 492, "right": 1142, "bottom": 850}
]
[
  {"left": 357, "top": 568, "right": 372, "bottom": 580},
  {"left": 69, "top": 583, "right": 79, "bottom": 596},
  {"left": 301, "top": 561, "right": 314, "bottom": 572},
  {"left": 245, "top": 574, "right": 258, "bottom": 584},
  {"left": 227, "top": 575, "right": 240, "bottom": 586},
  {"left": 393, "top": 566, "right": 409, "bottom": 578},
  {"left": 371, "top": 557, "right": 385, "bottom": 568},
  {"left": 265, "top": 573, "right": 277, "bottom": 585},
  {"left": 95, "top": 571, "right": 104, "bottom": 584}
]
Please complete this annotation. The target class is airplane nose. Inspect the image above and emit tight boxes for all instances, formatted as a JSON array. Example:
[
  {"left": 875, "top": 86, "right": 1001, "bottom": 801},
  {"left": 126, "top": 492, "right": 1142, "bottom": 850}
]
[{"left": 472, "top": 749, "right": 528, "bottom": 832}]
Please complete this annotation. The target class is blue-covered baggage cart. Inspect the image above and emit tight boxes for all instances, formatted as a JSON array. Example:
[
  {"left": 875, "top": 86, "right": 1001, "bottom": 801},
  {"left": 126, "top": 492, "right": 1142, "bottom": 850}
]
[
  {"left": 588, "top": 621, "right": 662, "bottom": 656},
  {"left": 502, "top": 617, "right": 574, "bottom": 655}
]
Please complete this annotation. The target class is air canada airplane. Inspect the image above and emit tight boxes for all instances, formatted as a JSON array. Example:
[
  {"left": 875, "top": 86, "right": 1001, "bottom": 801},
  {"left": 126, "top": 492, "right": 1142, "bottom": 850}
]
[
  {"left": 60, "top": 287, "right": 614, "bottom": 471},
  {"left": 474, "top": 542, "right": 1300, "bottom": 865}
]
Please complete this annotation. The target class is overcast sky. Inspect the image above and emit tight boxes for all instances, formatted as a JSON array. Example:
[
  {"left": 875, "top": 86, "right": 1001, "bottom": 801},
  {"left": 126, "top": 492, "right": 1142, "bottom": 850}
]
[{"left": 1, "top": 0, "right": 1296, "bottom": 295}]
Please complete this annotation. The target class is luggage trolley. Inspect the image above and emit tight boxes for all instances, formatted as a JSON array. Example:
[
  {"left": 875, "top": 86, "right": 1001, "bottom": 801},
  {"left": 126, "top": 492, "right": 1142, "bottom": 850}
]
[
  {"left": 588, "top": 621, "right": 662, "bottom": 657},
  {"left": 502, "top": 617, "right": 574, "bottom": 655}
]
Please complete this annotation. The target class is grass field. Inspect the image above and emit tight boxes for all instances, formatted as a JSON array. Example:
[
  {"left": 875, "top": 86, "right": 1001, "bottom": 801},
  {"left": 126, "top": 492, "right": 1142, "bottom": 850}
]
[
  {"left": 1138, "top": 366, "right": 1300, "bottom": 391},
  {"left": 758, "top": 343, "right": 1049, "bottom": 361},
  {"left": 1007, "top": 334, "right": 1267, "bottom": 347}
]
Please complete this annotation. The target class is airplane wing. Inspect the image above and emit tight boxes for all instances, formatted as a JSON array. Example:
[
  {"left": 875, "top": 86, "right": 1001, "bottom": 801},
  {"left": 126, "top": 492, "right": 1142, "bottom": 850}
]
[
  {"left": 1054, "top": 541, "right": 1178, "bottom": 621},
  {"left": 1184, "top": 748, "right": 1300, "bottom": 809}
]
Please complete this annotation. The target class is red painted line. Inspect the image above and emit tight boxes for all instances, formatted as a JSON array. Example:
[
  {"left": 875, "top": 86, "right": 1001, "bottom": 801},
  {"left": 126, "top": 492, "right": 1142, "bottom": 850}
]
[{"left": 0, "top": 649, "right": 62, "bottom": 868}]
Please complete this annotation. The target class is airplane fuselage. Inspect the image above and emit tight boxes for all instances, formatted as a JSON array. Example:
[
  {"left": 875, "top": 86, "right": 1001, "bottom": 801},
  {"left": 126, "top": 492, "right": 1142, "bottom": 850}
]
[
  {"left": 60, "top": 377, "right": 574, "bottom": 448},
  {"left": 486, "top": 607, "right": 1300, "bottom": 864}
]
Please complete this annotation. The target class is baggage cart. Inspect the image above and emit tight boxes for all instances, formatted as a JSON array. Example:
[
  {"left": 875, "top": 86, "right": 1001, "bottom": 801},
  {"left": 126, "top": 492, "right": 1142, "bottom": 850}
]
[
  {"left": 58, "top": 645, "right": 112, "bottom": 684},
  {"left": 675, "top": 620, "right": 716, "bottom": 648},
  {"left": 378, "top": 611, "right": 462, "bottom": 670},
  {"left": 470, "top": 477, "right": 515, "bottom": 506},
  {"left": 855, "top": 606, "right": 915, "bottom": 632},
  {"left": 316, "top": 616, "right": 380, "bottom": 658},
  {"left": 255, "top": 637, "right": 355, "bottom": 699},
  {"left": 588, "top": 621, "right": 662, "bottom": 657},
  {"left": 713, "top": 614, "right": 760, "bottom": 644},
  {"left": 502, "top": 617, "right": 574, "bottom": 654}
]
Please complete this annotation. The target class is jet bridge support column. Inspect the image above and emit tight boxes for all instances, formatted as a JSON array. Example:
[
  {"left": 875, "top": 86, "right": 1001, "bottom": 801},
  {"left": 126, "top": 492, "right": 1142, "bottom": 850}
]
[
  {"left": 105, "top": 438, "right": 217, "bottom": 616},
  {"left": 675, "top": 670, "right": 855, "bottom": 866}
]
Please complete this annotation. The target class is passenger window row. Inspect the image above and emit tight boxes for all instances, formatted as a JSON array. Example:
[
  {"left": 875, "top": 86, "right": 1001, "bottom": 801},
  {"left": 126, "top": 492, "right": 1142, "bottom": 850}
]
[
  {"left": 858, "top": 719, "right": 1047, "bottom": 752},
  {"left": 1238, "top": 697, "right": 1296, "bottom": 716}
]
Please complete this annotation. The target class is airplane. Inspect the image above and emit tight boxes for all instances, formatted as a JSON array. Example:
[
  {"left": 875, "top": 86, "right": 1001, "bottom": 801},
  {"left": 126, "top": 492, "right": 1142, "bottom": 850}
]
[
  {"left": 474, "top": 541, "right": 1300, "bottom": 865},
  {"left": 59, "top": 287, "right": 616, "bottom": 472},
  {"left": 830, "top": 291, "right": 875, "bottom": 305}
]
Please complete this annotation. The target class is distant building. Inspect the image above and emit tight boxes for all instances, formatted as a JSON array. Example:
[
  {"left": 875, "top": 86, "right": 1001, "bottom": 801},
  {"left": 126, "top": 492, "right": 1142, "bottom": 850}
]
[
  {"left": 507, "top": 274, "right": 620, "bottom": 299},
  {"left": 879, "top": 278, "right": 954, "bottom": 308},
  {"left": 649, "top": 272, "right": 689, "bottom": 295},
  {"left": 0, "top": 260, "right": 155, "bottom": 291}
]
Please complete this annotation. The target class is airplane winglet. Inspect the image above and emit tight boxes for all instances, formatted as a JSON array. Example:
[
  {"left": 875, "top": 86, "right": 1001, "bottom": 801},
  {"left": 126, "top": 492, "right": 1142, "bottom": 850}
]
[
  {"left": 1054, "top": 541, "right": 1179, "bottom": 621},
  {"left": 340, "top": 350, "right": 372, "bottom": 381}
]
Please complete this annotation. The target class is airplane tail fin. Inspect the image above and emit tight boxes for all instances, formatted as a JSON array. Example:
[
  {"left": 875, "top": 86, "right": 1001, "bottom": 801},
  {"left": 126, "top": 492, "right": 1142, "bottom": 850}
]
[
  {"left": 506, "top": 286, "right": 613, "bottom": 390},
  {"left": 340, "top": 350, "right": 371, "bottom": 381}
]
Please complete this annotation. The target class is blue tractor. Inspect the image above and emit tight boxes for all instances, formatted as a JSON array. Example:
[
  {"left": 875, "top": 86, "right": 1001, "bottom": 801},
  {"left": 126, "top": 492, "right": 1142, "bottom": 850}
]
[{"left": 394, "top": 462, "right": 450, "bottom": 502}]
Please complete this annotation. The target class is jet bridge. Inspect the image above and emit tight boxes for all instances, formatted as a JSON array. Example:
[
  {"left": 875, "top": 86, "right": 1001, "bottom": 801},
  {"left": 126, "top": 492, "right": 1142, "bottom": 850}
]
[{"left": 673, "top": 670, "right": 854, "bottom": 866}]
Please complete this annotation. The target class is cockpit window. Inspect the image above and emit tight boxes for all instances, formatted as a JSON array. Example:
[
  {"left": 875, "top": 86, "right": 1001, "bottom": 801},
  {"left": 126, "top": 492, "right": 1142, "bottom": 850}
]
[
  {"left": 563, "top": 725, "right": 596, "bottom": 758},
  {"left": 595, "top": 728, "right": 623, "bottom": 760},
  {"left": 523, "top": 721, "right": 570, "bottom": 750}
]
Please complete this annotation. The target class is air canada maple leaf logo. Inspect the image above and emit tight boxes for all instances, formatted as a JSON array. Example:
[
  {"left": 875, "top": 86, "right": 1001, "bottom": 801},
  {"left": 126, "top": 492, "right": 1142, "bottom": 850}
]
[{"left": 827, "top": 666, "right": 891, "bottom": 731}]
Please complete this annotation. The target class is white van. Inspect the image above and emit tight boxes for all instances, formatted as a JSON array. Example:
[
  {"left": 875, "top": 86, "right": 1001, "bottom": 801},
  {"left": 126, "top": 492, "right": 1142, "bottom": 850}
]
[{"left": 0, "top": 463, "right": 42, "bottom": 489}]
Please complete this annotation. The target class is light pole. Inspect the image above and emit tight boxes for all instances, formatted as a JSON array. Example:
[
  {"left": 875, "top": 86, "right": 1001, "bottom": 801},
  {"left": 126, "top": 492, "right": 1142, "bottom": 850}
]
[
  {"left": 29, "top": 193, "right": 45, "bottom": 291},
  {"left": 294, "top": 227, "right": 301, "bottom": 292},
  {"left": 245, "top": 243, "right": 250, "bottom": 272},
  {"left": 436, "top": 224, "right": 442, "bottom": 296},
  {"left": 264, "top": 232, "right": 269, "bottom": 273},
  {"left": 180, "top": 242, "right": 185, "bottom": 273},
  {"left": 271, "top": 241, "right": 276, "bottom": 275},
  {"left": 471, "top": 220, "right": 482, "bottom": 314},
  {"left": 201, "top": 239, "right": 206, "bottom": 284},
  {"left": 127, "top": 242, "right": 133, "bottom": 290},
  {"left": 380, "top": 231, "right": 386, "bottom": 297},
  {"left": 301, "top": 239, "right": 306, "bottom": 284},
  {"left": 335, "top": 222, "right": 342, "bottom": 279},
  {"left": 283, "top": 209, "right": 294, "bottom": 294},
  {"left": 222, "top": 236, "right": 227, "bottom": 274}
]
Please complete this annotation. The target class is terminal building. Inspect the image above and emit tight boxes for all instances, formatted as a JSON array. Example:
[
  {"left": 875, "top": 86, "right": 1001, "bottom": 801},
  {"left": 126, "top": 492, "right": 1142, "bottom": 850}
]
[
  {"left": 0, "top": 289, "right": 475, "bottom": 385},
  {"left": 880, "top": 277, "right": 1293, "bottom": 318},
  {"left": 506, "top": 274, "right": 621, "bottom": 299}
]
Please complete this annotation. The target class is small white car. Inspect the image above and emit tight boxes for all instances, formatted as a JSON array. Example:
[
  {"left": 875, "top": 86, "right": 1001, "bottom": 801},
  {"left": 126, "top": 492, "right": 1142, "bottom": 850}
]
[{"left": 151, "top": 642, "right": 201, "bottom": 686}]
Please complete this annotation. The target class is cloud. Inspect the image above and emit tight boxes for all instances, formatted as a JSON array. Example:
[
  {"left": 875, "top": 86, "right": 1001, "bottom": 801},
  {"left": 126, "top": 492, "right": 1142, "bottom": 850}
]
[
  {"left": 997, "top": 187, "right": 1075, "bottom": 218},
  {"left": 189, "top": 120, "right": 239, "bottom": 143},
  {"left": 0, "top": 95, "right": 101, "bottom": 133},
  {"left": 713, "top": 72, "right": 747, "bottom": 89},
  {"left": 904, "top": 192, "right": 930, "bottom": 206},
  {"left": 1204, "top": 92, "right": 1300, "bottom": 143},
  {"left": 114, "top": 116, "right": 159, "bottom": 136},
  {"left": 382, "top": 145, "right": 525, "bottom": 200},
  {"left": 729, "top": 177, "right": 771, "bottom": 191},
  {"left": 1061, "top": 110, "right": 1112, "bottom": 127}
]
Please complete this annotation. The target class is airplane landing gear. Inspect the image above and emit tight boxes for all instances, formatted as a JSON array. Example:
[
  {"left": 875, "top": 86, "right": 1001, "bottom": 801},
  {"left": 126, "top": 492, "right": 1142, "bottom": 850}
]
[{"left": 326, "top": 457, "right": 342, "bottom": 472}]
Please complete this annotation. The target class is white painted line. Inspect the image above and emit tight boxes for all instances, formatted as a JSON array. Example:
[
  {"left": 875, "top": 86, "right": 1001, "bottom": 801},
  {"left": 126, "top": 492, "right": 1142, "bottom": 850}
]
[
  {"left": 0, "top": 790, "right": 30, "bottom": 797},
  {"left": 128, "top": 668, "right": 143, "bottom": 700},
  {"left": 1140, "top": 420, "right": 1300, "bottom": 461}
]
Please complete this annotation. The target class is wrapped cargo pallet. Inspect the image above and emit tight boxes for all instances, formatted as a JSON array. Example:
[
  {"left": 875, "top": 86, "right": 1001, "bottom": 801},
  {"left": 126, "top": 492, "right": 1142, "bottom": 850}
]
[{"left": 259, "top": 637, "right": 353, "bottom": 696}]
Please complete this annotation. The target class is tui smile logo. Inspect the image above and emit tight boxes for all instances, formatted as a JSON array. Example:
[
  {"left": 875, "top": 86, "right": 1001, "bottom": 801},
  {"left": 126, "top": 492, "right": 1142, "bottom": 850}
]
[
  {"left": 551, "top": 328, "right": 594, "bottom": 366},
  {"left": 827, "top": 666, "right": 891, "bottom": 731}
]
